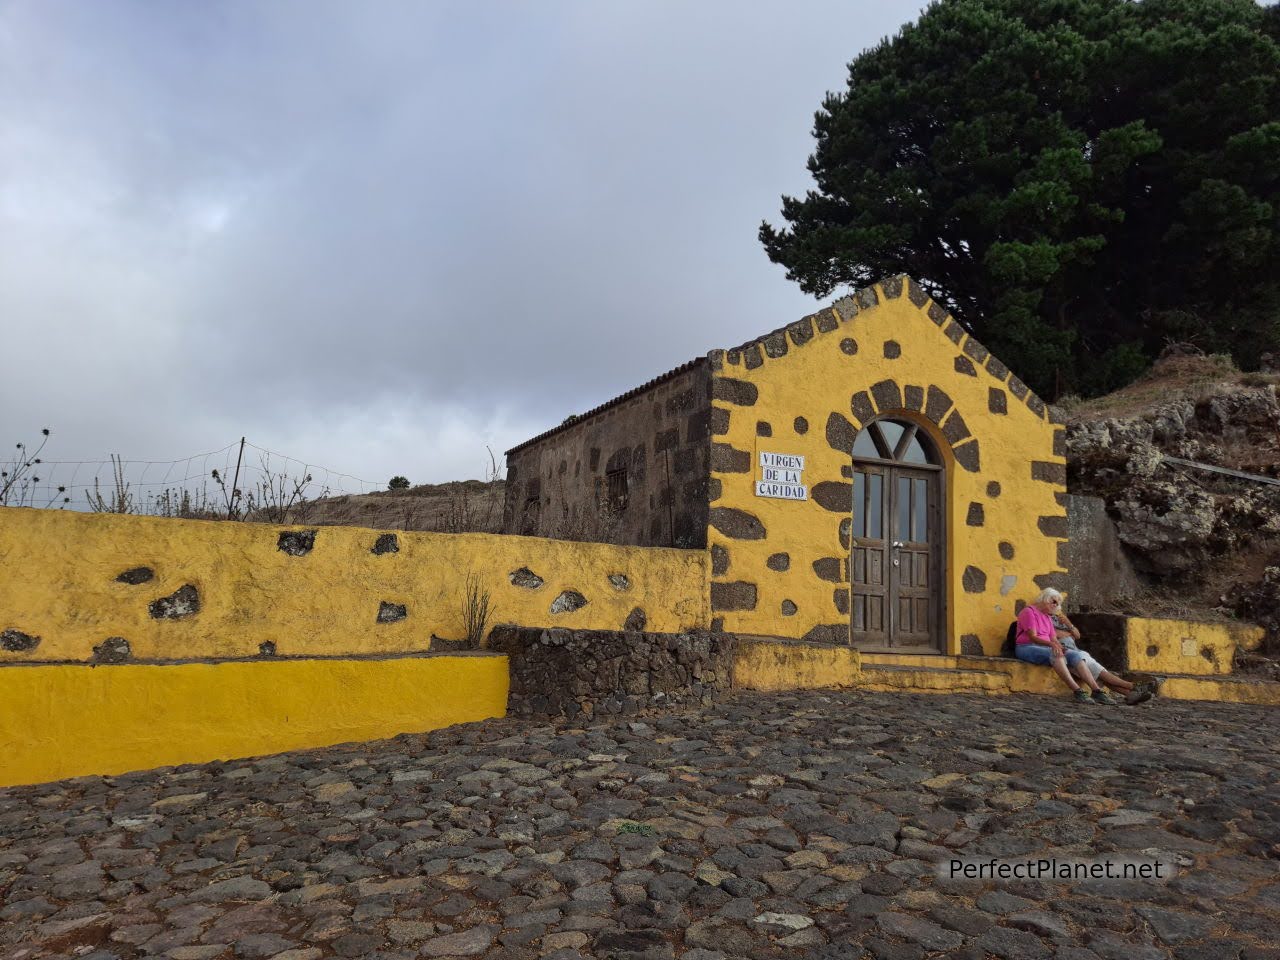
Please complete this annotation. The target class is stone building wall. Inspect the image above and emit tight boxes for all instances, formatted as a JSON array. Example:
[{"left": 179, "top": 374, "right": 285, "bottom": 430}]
[
  {"left": 1062, "top": 494, "right": 1142, "bottom": 610},
  {"left": 490, "top": 626, "right": 735, "bottom": 718},
  {"left": 706, "top": 276, "right": 1068, "bottom": 655},
  {"left": 503, "top": 361, "right": 713, "bottom": 548}
]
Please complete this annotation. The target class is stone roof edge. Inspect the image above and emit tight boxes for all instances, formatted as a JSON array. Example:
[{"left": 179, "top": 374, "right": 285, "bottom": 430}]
[
  {"left": 504, "top": 357, "right": 709, "bottom": 456},
  {"left": 709, "top": 274, "right": 1064, "bottom": 426}
]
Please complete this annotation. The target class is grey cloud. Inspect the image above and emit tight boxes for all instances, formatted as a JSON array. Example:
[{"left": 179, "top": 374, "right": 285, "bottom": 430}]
[{"left": 2, "top": 0, "right": 921, "bottom": 490}]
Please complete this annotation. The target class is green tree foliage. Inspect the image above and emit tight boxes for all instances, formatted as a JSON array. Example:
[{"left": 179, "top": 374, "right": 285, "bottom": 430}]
[
  {"left": 760, "top": 0, "right": 1280, "bottom": 397},
  {"left": 388, "top": 476, "right": 410, "bottom": 491}
]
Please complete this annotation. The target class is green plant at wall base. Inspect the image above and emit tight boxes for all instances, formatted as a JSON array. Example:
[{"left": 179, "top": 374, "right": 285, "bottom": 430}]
[{"left": 461, "top": 572, "right": 495, "bottom": 648}]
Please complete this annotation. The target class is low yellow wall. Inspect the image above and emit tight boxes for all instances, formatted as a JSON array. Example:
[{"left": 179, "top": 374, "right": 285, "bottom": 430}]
[
  {"left": 733, "top": 638, "right": 862, "bottom": 691},
  {"left": 0, "top": 654, "right": 509, "bottom": 787},
  {"left": 1158, "top": 675, "right": 1280, "bottom": 706},
  {"left": 1125, "top": 617, "right": 1264, "bottom": 676},
  {"left": 0, "top": 508, "right": 708, "bottom": 662}
]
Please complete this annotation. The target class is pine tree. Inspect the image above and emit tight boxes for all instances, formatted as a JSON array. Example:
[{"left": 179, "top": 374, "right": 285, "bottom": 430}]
[{"left": 760, "top": 0, "right": 1280, "bottom": 396}]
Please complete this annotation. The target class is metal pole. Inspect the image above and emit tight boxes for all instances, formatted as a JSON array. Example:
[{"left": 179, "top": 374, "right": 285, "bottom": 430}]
[{"left": 229, "top": 437, "right": 246, "bottom": 519}]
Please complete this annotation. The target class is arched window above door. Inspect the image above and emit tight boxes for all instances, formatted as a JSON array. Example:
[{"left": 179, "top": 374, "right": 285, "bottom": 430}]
[{"left": 851, "top": 417, "right": 940, "bottom": 466}]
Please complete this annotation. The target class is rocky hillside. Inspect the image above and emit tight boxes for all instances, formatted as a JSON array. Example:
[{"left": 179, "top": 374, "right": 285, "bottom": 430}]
[
  {"left": 1063, "top": 350, "right": 1280, "bottom": 657},
  {"left": 290, "top": 479, "right": 506, "bottom": 534}
]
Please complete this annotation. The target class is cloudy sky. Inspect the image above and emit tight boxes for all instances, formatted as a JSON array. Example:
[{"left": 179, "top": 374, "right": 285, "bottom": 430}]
[{"left": 1, "top": 0, "right": 923, "bottom": 500}]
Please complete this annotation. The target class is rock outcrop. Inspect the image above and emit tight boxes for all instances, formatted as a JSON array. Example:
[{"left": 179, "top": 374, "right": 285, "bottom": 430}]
[
  {"left": 1066, "top": 381, "right": 1280, "bottom": 580},
  {"left": 1064, "top": 354, "right": 1280, "bottom": 653}
]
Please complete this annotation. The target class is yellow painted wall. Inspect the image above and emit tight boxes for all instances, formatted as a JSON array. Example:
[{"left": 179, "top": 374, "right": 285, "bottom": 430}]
[
  {"left": 1126, "top": 617, "right": 1265, "bottom": 676},
  {"left": 0, "top": 654, "right": 509, "bottom": 787},
  {"left": 708, "top": 277, "right": 1064, "bottom": 654},
  {"left": 0, "top": 508, "right": 708, "bottom": 662},
  {"left": 733, "top": 638, "right": 862, "bottom": 691}
]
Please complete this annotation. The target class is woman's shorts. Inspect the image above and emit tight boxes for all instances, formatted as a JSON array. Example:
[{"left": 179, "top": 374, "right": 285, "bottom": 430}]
[
  {"left": 1061, "top": 639, "right": 1105, "bottom": 678},
  {"left": 1016, "top": 644, "right": 1084, "bottom": 668}
]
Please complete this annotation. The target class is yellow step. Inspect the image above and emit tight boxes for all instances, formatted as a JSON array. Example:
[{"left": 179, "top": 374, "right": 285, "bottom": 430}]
[
  {"left": 860, "top": 653, "right": 962, "bottom": 669},
  {"left": 859, "top": 664, "right": 1011, "bottom": 695}
]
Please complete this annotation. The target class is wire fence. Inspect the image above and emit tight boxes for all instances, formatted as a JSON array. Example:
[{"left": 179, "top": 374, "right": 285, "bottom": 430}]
[{"left": 1, "top": 435, "right": 381, "bottom": 516}]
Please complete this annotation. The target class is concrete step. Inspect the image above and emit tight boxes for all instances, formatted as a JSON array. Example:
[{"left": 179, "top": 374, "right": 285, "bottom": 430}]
[
  {"left": 862, "top": 654, "right": 1280, "bottom": 705},
  {"left": 860, "top": 653, "right": 963, "bottom": 669},
  {"left": 859, "top": 663, "right": 1011, "bottom": 695},
  {"left": 1153, "top": 673, "right": 1280, "bottom": 706},
  {"left": 955, "top": 655, "right": 1280, "bottom": 705},
  {"left": 736, "top": 639, "right": 1280, "bottom": 706}
]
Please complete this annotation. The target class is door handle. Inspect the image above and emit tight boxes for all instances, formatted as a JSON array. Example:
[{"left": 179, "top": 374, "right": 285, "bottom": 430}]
[{"left": 891, "top": 540, "right": 904, "bottom": 549}]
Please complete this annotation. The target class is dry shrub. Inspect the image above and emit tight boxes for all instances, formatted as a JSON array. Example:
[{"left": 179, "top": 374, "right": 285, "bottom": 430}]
[{"left": 461, "top": 571, "right": 495, "bottom": 648}]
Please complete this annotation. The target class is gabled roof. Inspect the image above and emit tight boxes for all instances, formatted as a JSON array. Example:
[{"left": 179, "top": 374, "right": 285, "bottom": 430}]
[
  {"left": 707, "top": 275, "right": 1058, "bottom": 424},
  {"left": 505, "top": 275, "right": 1059, "bottom": 457},
  {"left": 505, "top": 357, "right": 706, "bottom": 455}
]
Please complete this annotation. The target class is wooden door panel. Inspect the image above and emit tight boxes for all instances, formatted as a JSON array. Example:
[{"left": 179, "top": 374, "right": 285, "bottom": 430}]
[
  {"left": 887, "top": 466, "right": 939, "bottom": 650},
  {"left": 901, "top": 548, "right": 930, "bottom": 589},
  {"left": 850, "top": 464, "right": 889, "bottom": 646},
  {"left": 867, "top": 595, "right": 884, "bottom": 633}
]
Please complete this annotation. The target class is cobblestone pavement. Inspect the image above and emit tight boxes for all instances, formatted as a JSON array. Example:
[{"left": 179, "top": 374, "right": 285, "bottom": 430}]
[{"left": 3, "top": 691, "right": 1280, "bottom": 960}]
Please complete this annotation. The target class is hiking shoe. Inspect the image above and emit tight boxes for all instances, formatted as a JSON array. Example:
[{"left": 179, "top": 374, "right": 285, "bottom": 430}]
[
  {"left": 1072, "top": 689, "right": 1093, "bottom": 704},
  {"left": 1125, "top": 686, "right": 1154, "bottom": 706},
  {"left": 1092, "top": 689, "right": 1120, "bottom": 706}
]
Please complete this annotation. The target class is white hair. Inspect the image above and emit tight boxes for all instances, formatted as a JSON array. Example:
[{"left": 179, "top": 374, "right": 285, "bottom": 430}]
[{"left": 1034, "top": 587, "right": 1063, "bottom": 605}]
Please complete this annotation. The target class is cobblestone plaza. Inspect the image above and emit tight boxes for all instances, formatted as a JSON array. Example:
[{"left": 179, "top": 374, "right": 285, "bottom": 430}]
[{"left": 3, "top": 691, "right": 1278, "bottom": 959}]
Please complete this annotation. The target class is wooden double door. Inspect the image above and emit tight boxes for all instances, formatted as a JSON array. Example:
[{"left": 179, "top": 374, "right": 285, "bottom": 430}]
[{"left": 848, "top": 420, "right": 944, "bottom": 652}]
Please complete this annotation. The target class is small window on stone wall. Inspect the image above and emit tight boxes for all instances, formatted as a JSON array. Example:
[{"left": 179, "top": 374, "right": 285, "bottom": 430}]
[{"left": 606, "top": 468, "right": 629, "bottom": 511}]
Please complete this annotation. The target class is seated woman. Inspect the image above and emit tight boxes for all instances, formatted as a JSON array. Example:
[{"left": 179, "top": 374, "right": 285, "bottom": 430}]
[
  {"left": 1015, "top": 588, "right": 1119, "bottom": 705},
  {"left": 1051, "top": 605, "right": 1154, "bottom": 706}
]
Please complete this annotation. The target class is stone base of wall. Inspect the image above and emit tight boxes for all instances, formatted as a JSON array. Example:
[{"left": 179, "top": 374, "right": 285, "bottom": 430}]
[{"left": 489, "top": 627, "right": 735, "bottom": 719}]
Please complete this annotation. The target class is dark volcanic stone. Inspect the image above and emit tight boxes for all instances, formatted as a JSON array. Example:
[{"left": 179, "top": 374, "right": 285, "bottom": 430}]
[
  {"left": 0, "top": 628, "right": 40, "bottom": 652},
  {"left": 711, "top": 581, "right": 757, "bottom": 612},
  {"left": 149, "top": 584, "right": 200, "bottom": 620},
  {"left": 277, "top": 529, "right": 316, "bottom": 556},
  {"left": 377, "top": 601, "right": 408, "bottom": 623},
  {"left": 92, "top": 637, "right": 131, "bottom": 664},
  {"left": 510, "top": 567, "right": 545, "bottom": 589},
  {"left": 709, "top": 507, "right": 766, "bottom": 540},
  {"left": 550, "top": 591, "right": 589, "bottom": 614}
]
